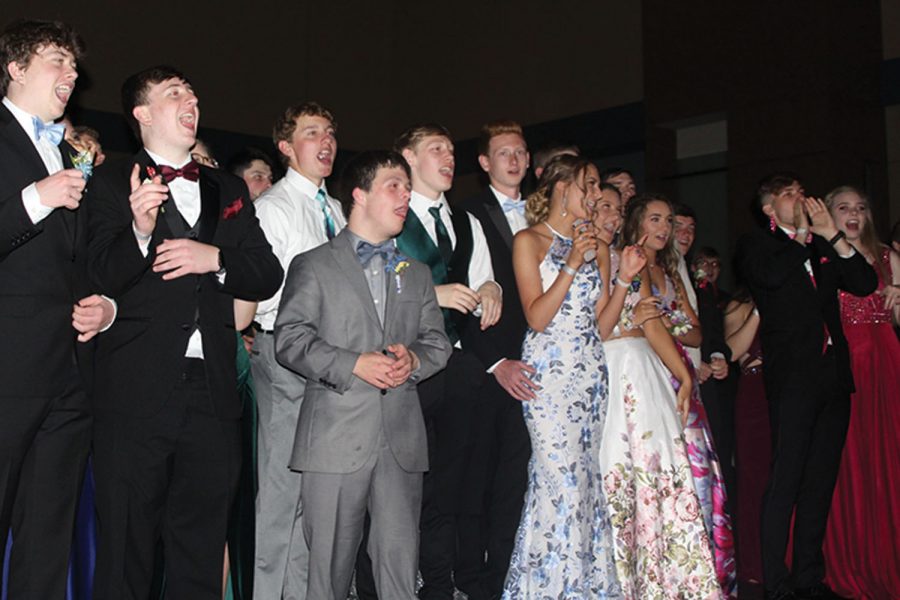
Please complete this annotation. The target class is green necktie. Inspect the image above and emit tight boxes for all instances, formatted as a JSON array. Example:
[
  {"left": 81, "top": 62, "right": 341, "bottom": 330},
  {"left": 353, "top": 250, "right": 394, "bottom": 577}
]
[{"left": 428, "top": 205, "right": 453, "bottom": 265}]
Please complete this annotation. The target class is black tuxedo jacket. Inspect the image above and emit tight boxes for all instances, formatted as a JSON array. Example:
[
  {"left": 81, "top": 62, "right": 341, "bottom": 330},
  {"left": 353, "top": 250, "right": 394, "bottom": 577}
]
[
  {"left": 457, "top": 189, "right": 527, "bottom": 366},
  {"left": 0, "top": 103, "right": 90, "bottom": 397},
  {"left": 737, "top": 227, "right": 877, "bottom": 397},
  {"left": 86, "top": 150, "right": 282, "bottom": 418}
]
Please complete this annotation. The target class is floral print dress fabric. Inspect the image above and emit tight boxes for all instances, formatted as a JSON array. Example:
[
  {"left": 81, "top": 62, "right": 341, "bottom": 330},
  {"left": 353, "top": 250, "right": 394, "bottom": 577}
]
[{"left": 503, "top": 229, "right": 620, "bottom": 599}]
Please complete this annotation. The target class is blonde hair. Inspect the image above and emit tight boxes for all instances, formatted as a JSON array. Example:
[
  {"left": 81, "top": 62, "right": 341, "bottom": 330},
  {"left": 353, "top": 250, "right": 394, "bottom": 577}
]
[
  {"left": 525, "top": 154, "right": 589, "bottom": 225},
  {"left": 824, "top": 185, "right": 887, "bottom": 280}
]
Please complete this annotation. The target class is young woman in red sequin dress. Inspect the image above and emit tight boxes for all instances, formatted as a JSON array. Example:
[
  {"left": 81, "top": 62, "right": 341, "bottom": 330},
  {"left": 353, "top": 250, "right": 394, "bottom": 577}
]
[{"left": 822, "top": 186, "right": 900, "bottom": 599}]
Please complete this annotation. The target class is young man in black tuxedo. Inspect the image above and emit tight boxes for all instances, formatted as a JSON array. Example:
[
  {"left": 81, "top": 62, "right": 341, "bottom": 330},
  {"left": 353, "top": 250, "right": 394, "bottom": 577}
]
[
  {"left": 737, "top": 174, "right": 877, "bottom": 600},
  {"left": 86, "top": 65, "right": 282, "bottom": 600},
  {"left": 0, "top": 20, "right": 115, "bottom": 598},
  {"left": 455, "top": 120, "right": 536, "bottom": 600}
]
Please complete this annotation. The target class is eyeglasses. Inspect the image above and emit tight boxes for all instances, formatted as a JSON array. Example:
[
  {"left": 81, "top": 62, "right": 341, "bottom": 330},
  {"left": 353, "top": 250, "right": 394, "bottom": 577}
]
[{"left": 191, "top": 152, "right": 219, "bottom": 169}]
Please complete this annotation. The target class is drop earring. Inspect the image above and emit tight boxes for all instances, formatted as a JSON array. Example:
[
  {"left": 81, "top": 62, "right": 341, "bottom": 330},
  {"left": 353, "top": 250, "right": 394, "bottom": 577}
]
[
  {"left": 768, "top": 214, "right": 776, "bottom": 233},
  {"left": 561, "top": 192, "right": 568, "bottom": 217}
]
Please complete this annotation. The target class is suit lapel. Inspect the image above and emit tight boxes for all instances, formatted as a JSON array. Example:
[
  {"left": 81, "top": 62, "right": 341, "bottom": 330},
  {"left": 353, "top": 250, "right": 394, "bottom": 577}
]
[
  {"left": 197, "top": 172, "right": 219, "bottom": 243},
  {"left": 331, "top": 231, "right": 383, "bottom": 330},
  {"left": 382, "top": 253, "right": 402, "bottom": 342},
  {"left": 484, "top": 195, "right": 514, "bottom": 250},
  {"left": 133, "top": 151, "right": 180, "bottom": 240},
  {"left": 0, "top": 105, "right": 47, "bottom": 183},
  {"left": 58, "top": 141, "right": 77, "bottom": 250}
]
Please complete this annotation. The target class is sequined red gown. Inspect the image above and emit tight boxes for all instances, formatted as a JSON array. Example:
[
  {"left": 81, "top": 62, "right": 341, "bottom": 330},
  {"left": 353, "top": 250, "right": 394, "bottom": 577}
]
[{"left": 823, "top": 247, "right": 900, "bottom": 599}]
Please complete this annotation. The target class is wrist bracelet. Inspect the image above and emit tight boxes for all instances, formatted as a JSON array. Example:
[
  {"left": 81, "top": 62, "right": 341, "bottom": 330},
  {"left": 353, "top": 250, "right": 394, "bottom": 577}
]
[
  {"left": 561, "top": 264, "right": 578, "bottom": 277},
  {"left": 616, "top": 277, "right": 630, "bottom": 288},
  {"left": 829, "top": 230, "right": 846, "bottom": 246}
]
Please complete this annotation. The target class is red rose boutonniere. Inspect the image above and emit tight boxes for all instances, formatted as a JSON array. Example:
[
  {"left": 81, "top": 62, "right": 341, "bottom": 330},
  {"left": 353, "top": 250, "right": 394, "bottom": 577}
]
[
  {"left": 223, "top": 197, "right": 244, "bottom": 220},
  {"left": 819, "top": 256, "right": 830, "bottom": 265}
]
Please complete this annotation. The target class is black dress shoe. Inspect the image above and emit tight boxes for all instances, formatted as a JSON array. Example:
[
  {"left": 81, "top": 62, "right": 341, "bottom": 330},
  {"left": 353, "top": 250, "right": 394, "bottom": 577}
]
[
  {"left": 765, "top": 589, "right": 797, "bottom": 600},
  {"left": 793, "top": 583, "right": 847, "bottom": 599}
]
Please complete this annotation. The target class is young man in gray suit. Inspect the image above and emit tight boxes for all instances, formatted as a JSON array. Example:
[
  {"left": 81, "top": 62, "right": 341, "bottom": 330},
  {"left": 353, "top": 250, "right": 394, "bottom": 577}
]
[{"left": 274, "top": 150, "right": 451, "bottom": 599}]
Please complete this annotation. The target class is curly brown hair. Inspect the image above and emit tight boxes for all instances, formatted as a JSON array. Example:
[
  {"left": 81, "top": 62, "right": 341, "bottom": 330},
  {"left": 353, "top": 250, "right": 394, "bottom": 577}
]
[
  {"left": 0, "top": 19, "right": 84, "bottom": 96},
  {"left": 524, "top": 154, "right": 590, "bottom": 226},
  {"left": 272, "top": 101, "right": 337, "bottom": 166}
]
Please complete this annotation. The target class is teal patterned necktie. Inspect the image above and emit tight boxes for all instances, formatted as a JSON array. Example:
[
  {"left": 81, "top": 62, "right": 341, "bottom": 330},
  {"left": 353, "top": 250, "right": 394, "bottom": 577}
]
[{"left": 316, "top": 188, "right": 336, "bottom": 240}]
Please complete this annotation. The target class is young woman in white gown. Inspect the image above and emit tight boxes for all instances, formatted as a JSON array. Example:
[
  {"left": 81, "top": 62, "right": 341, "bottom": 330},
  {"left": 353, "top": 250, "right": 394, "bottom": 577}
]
[{"left": 593, "top": 189, "right": 724, "bottom": 600}]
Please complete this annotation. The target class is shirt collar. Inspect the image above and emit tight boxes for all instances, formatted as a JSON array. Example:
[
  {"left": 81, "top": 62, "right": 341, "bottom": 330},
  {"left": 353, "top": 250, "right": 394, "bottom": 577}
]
[
  {"left": 346, "top": 228, "right": 394, "bottom": 249},
  {"left": 410, "top": 190, "right": 451, "bottom": 215},
  {"left": 777, "top": 224, "right": 796, "bottom": 237},
  {"left": 286, "top": 167, "right": 327, "bottom": 200},
  {"left": 3, "top": 97, "right": 43, "bottom": 144},
  {"left": 488, "top": 184, "right": 521, "bottom": 206},
  {"left": 145, "top": 148, "right": 192, "bottom": 169}
]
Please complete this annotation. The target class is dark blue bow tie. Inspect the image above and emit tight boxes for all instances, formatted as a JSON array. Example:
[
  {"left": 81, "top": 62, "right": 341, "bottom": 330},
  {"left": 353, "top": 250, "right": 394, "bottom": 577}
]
[
  {"left": 32, "top": 116, "right": 65, "bottom": 146},
  {"left": 356, "top": 240, "right": 396, "bottom": 266}
]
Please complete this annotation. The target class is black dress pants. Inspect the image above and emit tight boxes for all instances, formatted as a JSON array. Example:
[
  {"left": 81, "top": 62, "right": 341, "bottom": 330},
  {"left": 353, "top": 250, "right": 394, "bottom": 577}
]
[
  {"left": 760, "top": 348, "right": 850, "bottom": 593},
  {"left": 0, "top": 366, "right": 90, "bottom": 599},
  {"left": 92, "top": 359, "right": 241, "bottom": 600}
]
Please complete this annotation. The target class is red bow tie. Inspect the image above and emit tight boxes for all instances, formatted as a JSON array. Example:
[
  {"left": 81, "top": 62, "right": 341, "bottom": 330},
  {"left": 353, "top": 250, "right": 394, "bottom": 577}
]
[{"left": 158, "top": 161, "right": 200, "bottom": 183}]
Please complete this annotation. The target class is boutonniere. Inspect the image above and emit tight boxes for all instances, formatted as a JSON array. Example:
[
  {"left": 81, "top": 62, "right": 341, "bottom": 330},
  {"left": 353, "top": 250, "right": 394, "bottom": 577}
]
[
  {"left": 69, "top": 150, "right": 93, "bottom": 181},
  {"left": 819, "top": 256, "right": 830, "bottom": 265},
  {"left": 223, "top": 197, "right": 244, "bottom": 220},
  {"left": 385, "top": 253, "right": 411, "bottom": 294}
]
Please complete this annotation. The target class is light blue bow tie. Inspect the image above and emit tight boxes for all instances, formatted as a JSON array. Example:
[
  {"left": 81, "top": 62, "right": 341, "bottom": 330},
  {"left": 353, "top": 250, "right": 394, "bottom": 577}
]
[
  {"left": 501, "top": 198, "right": 525, "bottom": 216},
  {"left": 32, "top": 116, "right": 65, "bottom": 146}
]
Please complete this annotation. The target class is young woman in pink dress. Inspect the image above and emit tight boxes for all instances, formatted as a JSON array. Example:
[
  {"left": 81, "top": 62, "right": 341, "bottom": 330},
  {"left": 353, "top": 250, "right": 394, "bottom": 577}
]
[{"left": 822, "top": 186, "right": 900, "bottom": 599}]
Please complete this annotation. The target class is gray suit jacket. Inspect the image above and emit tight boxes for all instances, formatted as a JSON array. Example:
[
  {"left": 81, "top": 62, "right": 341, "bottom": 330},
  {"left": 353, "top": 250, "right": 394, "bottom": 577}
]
[{"left": 275, "top": 229, "right": 451, "bottom": 474}]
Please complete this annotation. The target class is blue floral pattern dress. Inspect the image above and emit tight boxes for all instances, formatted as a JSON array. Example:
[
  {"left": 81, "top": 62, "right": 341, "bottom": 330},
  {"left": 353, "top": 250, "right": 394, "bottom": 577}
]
[{"left": 502, "top": 226, "right": 621, "bottom": 599}]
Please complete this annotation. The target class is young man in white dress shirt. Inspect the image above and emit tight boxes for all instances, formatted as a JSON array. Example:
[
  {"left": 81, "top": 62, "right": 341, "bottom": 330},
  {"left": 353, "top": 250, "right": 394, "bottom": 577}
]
[{"left": 251, "top": 101, "right": 346, "bottom": 600}]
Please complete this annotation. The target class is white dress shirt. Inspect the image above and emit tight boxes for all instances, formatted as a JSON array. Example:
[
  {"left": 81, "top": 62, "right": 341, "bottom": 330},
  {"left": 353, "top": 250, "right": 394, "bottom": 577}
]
[
  {"left": 3, "top": 97, "right": 62, "bottom": 225},
  {"left": 254, "top": 167, "right": 347, "bottom": 331},
  {"left": 489, "top": 185, "right": 528, "bottom": 235},
  {"left": 676, "top": 252, "right": 701, "bottom": 368},
  {"left": 408, "top": 190, "right": 494, "bottom": 291}
]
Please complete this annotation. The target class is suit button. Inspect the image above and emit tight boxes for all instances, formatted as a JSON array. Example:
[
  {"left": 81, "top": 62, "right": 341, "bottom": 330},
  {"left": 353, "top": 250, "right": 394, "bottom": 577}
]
[
  {"left": 180, "top": 323, "right": 191, "bottom": 331},
  {"left": 380, "top": 389, "right": 387, "bottom": 396}
]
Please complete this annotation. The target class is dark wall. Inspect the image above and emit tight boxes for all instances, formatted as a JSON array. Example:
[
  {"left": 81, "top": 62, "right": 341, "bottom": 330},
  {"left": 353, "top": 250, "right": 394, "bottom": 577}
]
[{"left": 642, "top": 0, "right": 889, "bottom": 261}]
